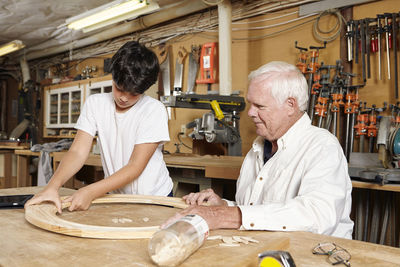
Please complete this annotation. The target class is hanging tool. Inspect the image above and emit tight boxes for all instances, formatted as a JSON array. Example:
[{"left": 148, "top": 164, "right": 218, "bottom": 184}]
[
  {"left": 329, "top": 93, "right": 344, "bottom": 136},
  {"left": 366, "top": 103, "right": 387, "bottom": 153},
  {"left": 308, "top": 69, "right": 322, "bottom": 122},
  {"left": 344, "top": 91, "right": 354, "bottom": 159},
  {"left": 308, "top": 42, "right": 325, "bottom": 95},
  {"left": 294, "top": 41, "right": 308, "bottom": 75},
  {"left": 306, "top": 42, "right": 325, "bottom": 120},
  {"left": 173, "top": 46, "right": 188, "bottom": 96},
  {"left": 314, "top": 64, "right": 334, "bottom": 128},
  {"left": 367, "top": 105, "right": 377, "bottom": 153},
  {"left": 354, "top": 20, "right": 360, "bottom": 64},
  {"left": 392, "top": 13, "right": 398, "bottom": 99},
  {"left": 354, "top": 104, "right": 368, "bottom": 153},
  {"left": 156, "top": 44, "right": 172, "bottom": 118},
  {"left": 377, "top": 14, "right": 383, "bottom": 80},
  {"left": 315, "top": 94, "right": 329, "bottom": 128},
  {"left": 383, "top": 13, "right": 391, "bottom": 80},
  {"left": 196, "top": 42, "right": 218, "bottom": 94},
  {"left": 156, "top": 44, "right": 171, "bottom": 97},
  {"left": 360, "top": 19, "right": 367, "bottom": 83},
  {"left": 187, "top": 45, "right": 201, "bottom": 94},
  {"left": 365, "top": 18, "right": 375, "bottom": 79},
  {"left": 344, "top": 84, "right": 363, "bottom": 160},
  {"left": 370, "top": 24, "right": 378, "bottom": 54},
  {"left": 329, "top": 61, "right": 346, "bottom": 136},
  {"left": 346, "top": 20, "right": 354, "bottom": 62},
  {"left": 350, "top": 96, "right": 361, "bottom": 157}
]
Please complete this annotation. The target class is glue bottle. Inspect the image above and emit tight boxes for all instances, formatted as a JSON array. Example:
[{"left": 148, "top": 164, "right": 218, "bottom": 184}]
[{"left": 148, "top": 214, "right": 209, "bottom": 267}]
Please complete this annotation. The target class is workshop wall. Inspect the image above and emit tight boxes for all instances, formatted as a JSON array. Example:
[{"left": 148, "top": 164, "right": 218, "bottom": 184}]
[
  {"left": 7, "top": 0, "right": 396, "bottom": 156},
  {"left": 162, "top": 0, "right": 399, "bottom": 156},
  {"left": 160, "top": 5, "right": 341, "bottom": 155}
]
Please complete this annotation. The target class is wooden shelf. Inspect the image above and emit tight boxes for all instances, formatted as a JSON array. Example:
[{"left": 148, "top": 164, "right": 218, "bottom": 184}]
[
  {"left": 44, "top": 75, "right": 112, "bottom": 138},
  {"left": 351, "top": 180, "right": 400, "bottom": 192}
]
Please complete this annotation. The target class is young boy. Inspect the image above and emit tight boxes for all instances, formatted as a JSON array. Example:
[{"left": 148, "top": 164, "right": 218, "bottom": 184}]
[{"left": 26, "top": 41, "right": 173, "bottom": 213}]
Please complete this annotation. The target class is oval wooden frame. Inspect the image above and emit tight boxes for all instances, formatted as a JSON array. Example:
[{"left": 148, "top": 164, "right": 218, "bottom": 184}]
[{"left": 25, "top": 194, "right": 188, "bottom": 239}]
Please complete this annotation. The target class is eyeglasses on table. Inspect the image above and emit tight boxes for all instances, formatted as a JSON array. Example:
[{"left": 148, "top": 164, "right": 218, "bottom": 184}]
[{"left": 312, "top": 242, "right": 351, "bottom": 267}]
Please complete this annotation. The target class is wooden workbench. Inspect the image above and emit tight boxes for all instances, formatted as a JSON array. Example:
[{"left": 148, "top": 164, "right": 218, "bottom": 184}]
[
  {"left": 50, "top": 151, "right": 400, "bottom": 192},
  {"left": 51, "top": 152, "right": 244, "bottom": 194},
  {"left": 51, "top": 152, "right": 244, "bottom": 179},
  {"left": 1, "top": 187, "right": 400, "bottom": 266}
]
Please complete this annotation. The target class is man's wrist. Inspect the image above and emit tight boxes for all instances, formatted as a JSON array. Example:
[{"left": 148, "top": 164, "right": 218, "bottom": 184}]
[{"left": 211, "top": 206, "right": 242, "bottom": 229}]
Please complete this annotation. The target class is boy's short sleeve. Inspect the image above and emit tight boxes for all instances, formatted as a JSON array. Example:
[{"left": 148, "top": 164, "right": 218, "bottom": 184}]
[
  {"left": 75, "top": 95, "right": 97, "bottom": 137},
  {"left": 135, "top": 101, "right": 170, "bottom": 144}
]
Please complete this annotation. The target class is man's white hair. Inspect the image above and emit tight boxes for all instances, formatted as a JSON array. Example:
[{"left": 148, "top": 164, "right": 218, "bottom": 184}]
[{"left": 248, "top": 61, "right": 309, "bottom": 111}]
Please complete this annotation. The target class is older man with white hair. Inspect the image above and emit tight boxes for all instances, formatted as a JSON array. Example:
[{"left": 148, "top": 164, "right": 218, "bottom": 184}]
[{"left": 163, "top": 61, "right": 354, "bottom": 239}]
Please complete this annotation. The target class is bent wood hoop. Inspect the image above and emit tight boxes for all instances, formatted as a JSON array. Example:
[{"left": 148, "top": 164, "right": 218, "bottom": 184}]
[{"left": 25, "top": 194, "right": 188, "bottom": 239}]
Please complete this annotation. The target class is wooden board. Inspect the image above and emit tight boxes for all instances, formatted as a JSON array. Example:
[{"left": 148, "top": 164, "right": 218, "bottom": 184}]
[{"left": 25, "top": 194, "right": 188, "bottom": 239}]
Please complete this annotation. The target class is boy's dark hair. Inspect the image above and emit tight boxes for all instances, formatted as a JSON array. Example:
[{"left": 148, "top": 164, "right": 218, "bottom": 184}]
[{"left": 110, "top": 41, "right": 159, "bottom": 95}]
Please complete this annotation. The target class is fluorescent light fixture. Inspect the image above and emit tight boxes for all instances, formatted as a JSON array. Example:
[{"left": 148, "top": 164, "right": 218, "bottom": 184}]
[
  {"left": 66, "top": 0, "right": 160, "bottom": 33},
  {"left": 0, "top": 40, "right": 25, "bottom": 57}
]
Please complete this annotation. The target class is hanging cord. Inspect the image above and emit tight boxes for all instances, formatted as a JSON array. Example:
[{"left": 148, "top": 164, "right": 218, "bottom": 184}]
[
  {"left": 177, "top": 132, "right": 192, "bottom": 150},
  {"left": 313, "top": 9, "right": 346, "bottom": 43}
]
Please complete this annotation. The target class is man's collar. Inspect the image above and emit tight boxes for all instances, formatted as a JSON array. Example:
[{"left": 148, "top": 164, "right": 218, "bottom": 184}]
[{"left": 252, "top": 112, "right": 311, "bottom": 152}]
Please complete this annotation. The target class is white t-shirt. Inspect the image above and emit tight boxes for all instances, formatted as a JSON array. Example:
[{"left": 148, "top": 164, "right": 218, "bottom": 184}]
[
  {"left": 75, "top": 93, "right": 173, "bottom": 196},
  {"left": 226, "top": 113, "right": 354, "bottom": 239}
]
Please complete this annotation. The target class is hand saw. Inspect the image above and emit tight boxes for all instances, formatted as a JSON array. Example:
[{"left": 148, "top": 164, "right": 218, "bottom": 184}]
[{"left": 173, "top": 46, "right": 188, "bottom": 96}]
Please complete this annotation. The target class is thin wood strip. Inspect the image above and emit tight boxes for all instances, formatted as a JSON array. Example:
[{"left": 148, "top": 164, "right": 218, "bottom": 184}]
[{"left": 25, "top": 194, "right": 188, "bottom": 239}]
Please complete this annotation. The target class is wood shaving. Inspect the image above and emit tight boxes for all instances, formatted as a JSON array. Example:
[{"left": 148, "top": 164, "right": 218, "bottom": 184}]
[
  {"left": 111, "top": 217, "right": 133, "bottom": 224},
  {"left": 240, "top": 236, "right": 259, "bottom": 243},
  {"left": 222, "top": 236, "right": 235, "bottom": 244},
  {"left": 233, "top": 236, "right": 248, "bottom": 244},
  {"left": 219, "top": 243, "right": 241, "bottom": 247},
  {"left": 142, "top": 217, "right": 150, "bottom": 222},
  {"left": 209, "top": 235, "right": 258, "bottom": 246},
  {"left": 207, "top": 235, "right": 222, "bottom": 240},
  {"left": 119, "top": 218, "right": 132, "bottom": 223}
]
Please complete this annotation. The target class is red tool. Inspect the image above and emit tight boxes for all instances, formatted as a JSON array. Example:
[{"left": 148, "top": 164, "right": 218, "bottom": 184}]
[{"left": 196, "top": 42, "right": 218, "bottom": 93}]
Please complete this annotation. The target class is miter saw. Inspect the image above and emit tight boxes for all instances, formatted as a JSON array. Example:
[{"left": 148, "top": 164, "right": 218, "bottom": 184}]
[{"left": 161, "top": 93, "right": 245, "bottom": 156}]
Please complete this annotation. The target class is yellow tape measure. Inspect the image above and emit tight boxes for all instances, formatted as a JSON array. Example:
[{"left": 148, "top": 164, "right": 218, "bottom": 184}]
[{"left": 259, "top": 256, "right": 283, "bottom": 267}]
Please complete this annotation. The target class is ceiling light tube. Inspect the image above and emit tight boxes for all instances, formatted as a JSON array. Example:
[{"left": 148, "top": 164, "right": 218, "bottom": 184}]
[
  {"left": 67, "top": 0, "right": 158, "bottom": 32},
  {"left": 0, "top": 40, "right": 25, "bottom": 57}
]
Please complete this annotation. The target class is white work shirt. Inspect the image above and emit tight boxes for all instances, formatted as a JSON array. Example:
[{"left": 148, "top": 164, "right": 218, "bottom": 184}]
[
  {"left": 230, "top": 113, "right": 353, "bottom": 239},
  {"left": 75, "top": 93, "right": 173, "bottom": 196}
]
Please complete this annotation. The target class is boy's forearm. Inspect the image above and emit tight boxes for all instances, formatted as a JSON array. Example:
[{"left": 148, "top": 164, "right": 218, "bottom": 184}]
[
  {"left": 84, "top": 142, "right": 159, "bottom": 197},
  {"left": 46, "top": 150, "right": 89, "bottom": 190},
  {"left": 86, "top": 164, "right": 141, "bottom": 197}
]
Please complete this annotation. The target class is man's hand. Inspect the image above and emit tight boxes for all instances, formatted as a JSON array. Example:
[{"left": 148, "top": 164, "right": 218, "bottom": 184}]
[
  {"left": 62, "top": 187, "right": 97, "bottom": 211},
  {"left": 183, "top": 188, "right": 227, "bottom": 206},
  {"left": 161, "top": 205, "right": 242, "bottom": 230},
  {"left": 24, "top": 188, "right": 62, "bottom": 214}
]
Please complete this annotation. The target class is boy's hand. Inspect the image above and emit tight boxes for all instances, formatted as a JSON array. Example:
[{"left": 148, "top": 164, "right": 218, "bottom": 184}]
[
  {"left": 24, "top": 188, "right": 62, "bottom": 214},
  {"left": 62, "top": 187, "right": 96, "bottom": 211}
]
